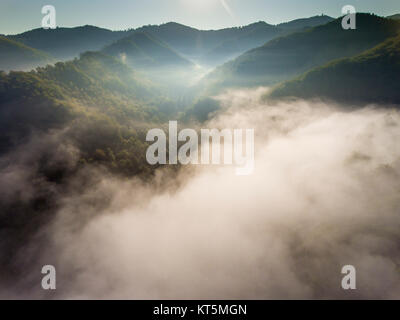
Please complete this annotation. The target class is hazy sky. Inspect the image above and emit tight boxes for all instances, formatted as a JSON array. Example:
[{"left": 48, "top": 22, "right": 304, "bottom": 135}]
[{"left": 1, "top": 0, "right": 399, "bottom": 35}]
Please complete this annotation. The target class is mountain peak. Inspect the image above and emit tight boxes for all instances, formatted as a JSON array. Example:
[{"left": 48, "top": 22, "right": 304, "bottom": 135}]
[{"left": 102, "top": 31, "right": 193, "bottom": 69}]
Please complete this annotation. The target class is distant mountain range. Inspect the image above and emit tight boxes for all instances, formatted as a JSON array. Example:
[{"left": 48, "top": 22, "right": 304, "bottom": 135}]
[
  {"left": 204, "top": 16, "right": 334, "bottom": 66},
  {"left": 0, "top": 14, "right": 341, "bottom": 163},
  {"left": 1, "top": 15, "right": 334, "bottom": 72},
  {"left": 204, "top": 13, "right": 400, "bottom": 90},
  {"left": 1, "top": 12, "right": 400, "bottom": 122},
  {"left": 135, "top": 16, "right": 334, "bottom": 66},
  {"left": 0, "top": 11, "right": 399, "bottom": 182}
]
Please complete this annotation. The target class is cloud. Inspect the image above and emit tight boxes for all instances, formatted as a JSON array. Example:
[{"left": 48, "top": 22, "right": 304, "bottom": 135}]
[{"left": 2, "top": 88, "right": 400, "bottom": 299}]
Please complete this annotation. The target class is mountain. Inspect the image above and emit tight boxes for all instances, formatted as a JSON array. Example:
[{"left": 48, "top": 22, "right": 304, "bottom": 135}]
[
  {"left": 0, "top": 50, "right": 170, "bottom": 258},
  {"left": 276, "top": 15, "right": 334, "bottom": 30},
  {"left": 134, "top": 17, "right": 334, "bottom": 66},
  {"left": 387, "top": 14, "right": 400, "bottom": 20},
  {"left": 135, "top": 21, "right": 267, "bottom": 66},
  {"left": 268, "top": 34, "right": 400, "bottom": 105},
  {"left": 204, "top": 22, "right": 283, "bottom": 65},
  {"left": 204, "top": 14, "right": 400, "bottom": 91},
  {"left": 102, "top": 32, "right": 193, "bottom": 69},
  {"left": 206, "top": 16, "right": 334, "bottom": 66},
  {"left": 0, "top": 50, "right": 170, "bottom": 175},
  {"left": 7, "top": 26, "right": 127, "bottom": 61},
  {"left": 135, "top": 22, "right": 233, "bottom": 57},
  {"left": 3, "top": 17, "right": 336, "bottom": 70},
  {"left": 0, "top": 36, "right": 53, "bottom": 71}
]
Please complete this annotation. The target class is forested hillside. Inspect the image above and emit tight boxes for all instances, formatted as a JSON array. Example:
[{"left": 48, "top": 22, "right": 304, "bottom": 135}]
[
  {"left": 204, "top": 14, "right": 400, "bottom": 90},
  {"left": 268, "top": 34, "right": 400, "bottom": 104},
  {"left": 0, "top": 51, "right": 173, "bottom": 176}
]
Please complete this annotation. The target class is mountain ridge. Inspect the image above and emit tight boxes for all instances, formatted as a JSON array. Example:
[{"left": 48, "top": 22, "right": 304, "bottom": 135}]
[
  {"left": 7, "top": 25, "right": 127, "bottom": 61},
  {"left": 102, "top": 31, "right": 193, "bottom": 69},
  {"left": 2, "top": 15, "right": 338, "bottom": 70},
  {"left": 0, "top": 36, "right": 53, "bottom": 71},
  {"left": 268, "top": 33, "right": 400, "bottom": 104},
  {"left": 203, "top": 13, "right": 400, "bottom": 91}
]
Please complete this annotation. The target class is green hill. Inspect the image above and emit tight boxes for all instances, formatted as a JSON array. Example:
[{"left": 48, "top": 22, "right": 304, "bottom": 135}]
[
  {"left": 0, "top": 36, "right": 53, "bottom": 71},
  {"left": 7, "top": 26, "right": 127, "bottom": 61},
  {"left": 204, "top": 13, "right": 400, "bottom": 91},
  {"left": 268, "top": 34, "right": 400, "bottom": 105},
  {"left": 0, "top": 51, "right": 171, "bottom": 175},
  {"left": 102, "top": 32, "right": 193, "bottom": 69}
]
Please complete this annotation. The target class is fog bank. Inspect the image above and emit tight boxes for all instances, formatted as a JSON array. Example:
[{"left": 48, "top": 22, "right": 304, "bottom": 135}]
[{"left": 3, "top": 88, "right": 400, "bottom": 299}]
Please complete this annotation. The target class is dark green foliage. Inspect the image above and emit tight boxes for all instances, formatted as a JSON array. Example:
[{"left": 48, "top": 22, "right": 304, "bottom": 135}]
[
  {"left": 0, "top": 51, "right": 172, "bottom": 176},
  {"left": 268, "top": 34, "right": 400, "bottom": 105}
]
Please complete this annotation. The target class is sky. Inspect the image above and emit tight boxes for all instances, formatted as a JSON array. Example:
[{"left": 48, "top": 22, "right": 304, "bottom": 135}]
[{"left": 0, "top": 0, "right": 399, "bottom": 35}]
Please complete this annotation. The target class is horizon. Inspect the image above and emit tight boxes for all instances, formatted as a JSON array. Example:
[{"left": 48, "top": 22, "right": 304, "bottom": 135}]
[
  {"left": 1, "top": 0, "right": 399, "bottom": 35},
  {"left": 4, "top": 15, "right": 336, "bottom": 36},
  {"left": 2, "top": 11, "right": 399, "bottom": 36}
]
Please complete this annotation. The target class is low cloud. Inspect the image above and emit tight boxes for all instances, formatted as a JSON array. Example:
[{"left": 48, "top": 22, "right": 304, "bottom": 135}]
[{"left": 2, "top": 88, "right": 400, "bottom": 299}]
